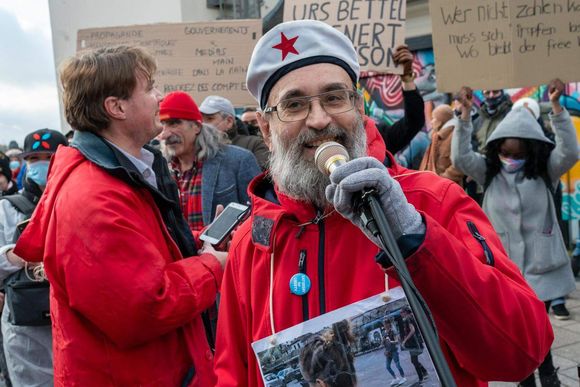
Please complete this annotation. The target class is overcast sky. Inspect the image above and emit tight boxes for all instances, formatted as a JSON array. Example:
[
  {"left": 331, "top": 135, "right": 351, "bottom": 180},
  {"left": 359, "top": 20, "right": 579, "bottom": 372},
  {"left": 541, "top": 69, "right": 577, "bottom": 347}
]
[{"left": 0, "top": 0, "right": 60, "bottom": 148}]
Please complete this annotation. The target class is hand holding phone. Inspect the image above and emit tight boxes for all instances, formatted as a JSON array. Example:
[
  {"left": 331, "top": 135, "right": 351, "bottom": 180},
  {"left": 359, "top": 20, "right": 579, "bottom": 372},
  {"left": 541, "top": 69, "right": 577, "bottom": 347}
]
[
  {"left": 199, "top": 203, "right": 250, "bottom": 246},
  {"left": 198, "top": 241, "right": 229, "bottom": 268}
]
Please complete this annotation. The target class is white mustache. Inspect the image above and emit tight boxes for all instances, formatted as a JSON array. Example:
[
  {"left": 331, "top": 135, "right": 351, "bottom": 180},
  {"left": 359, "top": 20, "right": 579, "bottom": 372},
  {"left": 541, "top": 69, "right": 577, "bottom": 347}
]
[{"left": 165, "top": 135, "right": 182, "bottom": 145}]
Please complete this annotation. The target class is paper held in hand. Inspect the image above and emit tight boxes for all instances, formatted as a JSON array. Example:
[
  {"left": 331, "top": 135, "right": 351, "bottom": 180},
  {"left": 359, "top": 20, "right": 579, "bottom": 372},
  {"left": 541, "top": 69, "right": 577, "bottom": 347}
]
[{"left": 252, "top": 287, "right": 441, "bottom": 386}]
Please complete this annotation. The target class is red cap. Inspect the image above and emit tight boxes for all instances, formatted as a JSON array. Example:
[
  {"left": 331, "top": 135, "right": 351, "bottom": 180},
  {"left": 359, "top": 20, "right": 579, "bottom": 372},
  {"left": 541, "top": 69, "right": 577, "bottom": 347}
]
[{"left": 159, "top": 91, "right": 202, "bottom": 122}]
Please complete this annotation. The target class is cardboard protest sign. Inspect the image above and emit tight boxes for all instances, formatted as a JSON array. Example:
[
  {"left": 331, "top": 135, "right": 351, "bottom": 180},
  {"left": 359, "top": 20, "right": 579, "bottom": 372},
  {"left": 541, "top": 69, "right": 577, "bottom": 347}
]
[
  {"left": 430, "top": 0, "right": 580, "bottom": 92},
  {"left": 77, "top": 20, "right": 262, "bottom": 106},
  {"left": 284, "top": 0, "right": 407, "bottom": 74}
]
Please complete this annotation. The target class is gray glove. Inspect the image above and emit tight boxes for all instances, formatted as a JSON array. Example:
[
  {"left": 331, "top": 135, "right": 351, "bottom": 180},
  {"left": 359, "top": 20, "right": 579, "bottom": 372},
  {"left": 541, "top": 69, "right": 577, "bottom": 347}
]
[{"left": 325, "top": 157, "right": 425, "bottom": 247}]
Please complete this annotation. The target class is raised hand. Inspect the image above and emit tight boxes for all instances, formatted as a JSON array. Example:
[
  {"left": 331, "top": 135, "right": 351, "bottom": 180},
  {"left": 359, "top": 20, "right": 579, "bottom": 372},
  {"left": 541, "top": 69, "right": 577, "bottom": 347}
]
[
  {"left": 548, "top": 78, "right": 564, "bottom": 114},
  {"left": 394, "top": 44, "right": 414, "bottom": 77}
]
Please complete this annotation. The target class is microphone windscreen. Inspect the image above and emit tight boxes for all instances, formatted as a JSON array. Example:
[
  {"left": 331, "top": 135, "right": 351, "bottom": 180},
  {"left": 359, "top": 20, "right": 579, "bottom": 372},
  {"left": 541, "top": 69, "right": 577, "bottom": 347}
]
[{"left": 315, "top": 142, "right": 350, "bottom": 175}]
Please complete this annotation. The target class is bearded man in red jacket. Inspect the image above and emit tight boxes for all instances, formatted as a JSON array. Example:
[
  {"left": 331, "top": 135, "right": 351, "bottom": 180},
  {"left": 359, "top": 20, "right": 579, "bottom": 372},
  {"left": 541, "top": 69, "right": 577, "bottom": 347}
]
[{"left": 213, "top": 20, "right": 553, "bottom": 387}]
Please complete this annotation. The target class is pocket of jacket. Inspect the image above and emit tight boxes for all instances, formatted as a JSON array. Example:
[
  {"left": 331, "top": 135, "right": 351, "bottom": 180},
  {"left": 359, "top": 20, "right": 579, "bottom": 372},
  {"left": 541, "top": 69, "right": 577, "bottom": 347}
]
[
  {"left": 214, "top": 184, "right": 236, "bottom": 197},
  {"left": 528, "top": 231, "right": 569, "bottom": 274}
]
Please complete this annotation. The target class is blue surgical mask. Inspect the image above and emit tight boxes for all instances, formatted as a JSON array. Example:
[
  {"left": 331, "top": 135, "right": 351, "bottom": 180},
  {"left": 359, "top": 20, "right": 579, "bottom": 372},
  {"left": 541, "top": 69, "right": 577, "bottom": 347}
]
[
  {"left": 26, "top": 160, "right": 50, "bottom": 186},
  {"left": 9, "top": 160, "right": 20, "bottom": 170},
  {"left": 499, "top": 155, "right": 526, "bottom": 173}
]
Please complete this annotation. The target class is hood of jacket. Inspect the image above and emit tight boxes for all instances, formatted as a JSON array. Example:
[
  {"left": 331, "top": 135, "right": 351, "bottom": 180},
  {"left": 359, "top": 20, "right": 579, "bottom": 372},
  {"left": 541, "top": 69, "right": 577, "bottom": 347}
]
[{"left": 485, "top": 107, "right": 554, "bottom": 147}]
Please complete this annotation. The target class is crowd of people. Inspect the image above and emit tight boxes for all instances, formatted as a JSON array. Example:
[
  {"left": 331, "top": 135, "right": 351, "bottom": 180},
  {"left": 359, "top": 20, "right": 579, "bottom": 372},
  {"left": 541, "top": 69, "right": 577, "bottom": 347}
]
[{"left": 0, "top": 17, "right": 577, "bottom": 387}]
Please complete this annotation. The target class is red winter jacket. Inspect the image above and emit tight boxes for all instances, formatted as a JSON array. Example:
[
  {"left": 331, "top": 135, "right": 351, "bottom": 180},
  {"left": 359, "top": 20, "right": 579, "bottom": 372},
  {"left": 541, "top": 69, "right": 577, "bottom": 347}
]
[
  {"left": 214, "top": 119, "right": 552, "bottom": 386},
  {"left": 14, "top": 145, "right": 221, "bottom": 386}
]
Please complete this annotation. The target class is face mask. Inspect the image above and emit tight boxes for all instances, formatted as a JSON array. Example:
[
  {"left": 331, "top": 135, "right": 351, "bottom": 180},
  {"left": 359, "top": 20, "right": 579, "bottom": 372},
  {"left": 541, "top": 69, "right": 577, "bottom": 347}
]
[
  {"left": 499, "top": 155, "right": 526, "bottom": 173},
  {"left": 486, "top": 95, "right": 502, "bottom": 109},
  {"left": 26, "top": 160, "right": 50, "bottom": 186},
  {"left": 9, "top": 160, "right": 20, "bottom": 170}
]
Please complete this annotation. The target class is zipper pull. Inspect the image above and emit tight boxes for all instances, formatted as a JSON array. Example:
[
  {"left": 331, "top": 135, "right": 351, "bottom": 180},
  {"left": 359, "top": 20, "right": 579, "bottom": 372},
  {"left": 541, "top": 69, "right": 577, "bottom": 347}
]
[
  {"left": 298, "top": 250, "right": 306, "bottom": 273},
  {"left": 466, "top": 221, "right": 495, "bottom": 266},
  {"left": 312, "top": 210, "right": 323, "bottom": 225},
  {"left": 467, "top": 221, "right": 485, "bottom": 241},
  {"left": 295, "top": 225, "right": 306, "bottom": 239}
]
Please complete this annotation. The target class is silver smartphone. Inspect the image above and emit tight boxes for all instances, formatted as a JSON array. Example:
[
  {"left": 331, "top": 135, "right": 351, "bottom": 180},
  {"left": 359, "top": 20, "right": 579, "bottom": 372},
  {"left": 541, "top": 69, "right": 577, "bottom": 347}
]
[{"left": 199, "top": 202, "right": 250, "bottom": 245}]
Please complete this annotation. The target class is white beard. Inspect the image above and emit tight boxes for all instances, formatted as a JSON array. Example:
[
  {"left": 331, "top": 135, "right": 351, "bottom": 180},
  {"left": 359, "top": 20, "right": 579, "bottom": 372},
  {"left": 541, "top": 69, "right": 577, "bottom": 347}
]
[{"left": 268, "top": 115, "right": 367, "bottom": 209}]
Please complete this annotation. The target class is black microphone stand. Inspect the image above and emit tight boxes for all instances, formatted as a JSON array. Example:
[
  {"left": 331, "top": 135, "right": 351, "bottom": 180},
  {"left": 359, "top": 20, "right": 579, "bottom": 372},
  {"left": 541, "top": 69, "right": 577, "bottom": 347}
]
[{"left": 358, "top": 189, "right": 457, "bottom": 387}]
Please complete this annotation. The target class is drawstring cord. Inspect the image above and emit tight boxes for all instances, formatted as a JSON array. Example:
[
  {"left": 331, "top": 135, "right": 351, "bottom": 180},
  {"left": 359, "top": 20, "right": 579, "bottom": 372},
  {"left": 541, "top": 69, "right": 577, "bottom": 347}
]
[
  {"left": 266, "top": 172, "right": 427, "bottom": 343},
  {"left": 268, "top": 240, "right": 277, "bottom": 344}
]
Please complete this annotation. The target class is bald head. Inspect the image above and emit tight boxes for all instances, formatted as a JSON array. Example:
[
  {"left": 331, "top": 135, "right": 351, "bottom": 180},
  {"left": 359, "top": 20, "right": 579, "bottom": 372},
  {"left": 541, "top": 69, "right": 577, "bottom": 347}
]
[{"left": 431, "top": 104, "right": 454, "bottom": 130}]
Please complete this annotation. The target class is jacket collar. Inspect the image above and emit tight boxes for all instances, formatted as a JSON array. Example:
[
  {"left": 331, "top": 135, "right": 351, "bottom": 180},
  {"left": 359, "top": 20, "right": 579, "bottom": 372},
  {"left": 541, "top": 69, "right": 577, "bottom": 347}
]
[{"left": 70, "top": 131, "right": 173, "bottom": 203}]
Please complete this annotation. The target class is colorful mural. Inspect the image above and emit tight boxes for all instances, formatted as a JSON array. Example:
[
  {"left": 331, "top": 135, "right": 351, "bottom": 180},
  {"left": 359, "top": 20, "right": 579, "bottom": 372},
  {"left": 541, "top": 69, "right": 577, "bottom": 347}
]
[
  {"left": 359, "top": 48, "right": 580, "bottom": 128},
  {"left": 562, "top": 115, "right": 580, "bottom": 221},
  {"left": 359, "top": 48, "right": 580, "bottom": 219},
  {"left": 358, "top": 49, "right": 449, "bottom": 130}
]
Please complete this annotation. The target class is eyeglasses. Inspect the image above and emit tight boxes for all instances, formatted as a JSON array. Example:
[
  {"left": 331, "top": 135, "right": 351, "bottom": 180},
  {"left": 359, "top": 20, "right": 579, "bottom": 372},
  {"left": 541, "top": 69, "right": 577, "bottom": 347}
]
[{"left": 264, "top": 89, "right": 358, "bottom": 122}]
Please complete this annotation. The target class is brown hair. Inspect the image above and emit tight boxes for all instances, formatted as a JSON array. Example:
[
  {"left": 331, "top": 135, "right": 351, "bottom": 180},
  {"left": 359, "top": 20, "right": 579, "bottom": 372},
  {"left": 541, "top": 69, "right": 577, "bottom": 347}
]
[
  {"left": 299, "top": 320, "right": 357, "bottom": 386},
  {"left": 59, "top": 45, "right": 156, "bottom": 133}
]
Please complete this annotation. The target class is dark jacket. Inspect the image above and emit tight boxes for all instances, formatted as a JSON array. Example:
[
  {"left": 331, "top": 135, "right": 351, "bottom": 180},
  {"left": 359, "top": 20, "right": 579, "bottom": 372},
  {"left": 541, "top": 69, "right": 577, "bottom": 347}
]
[
  {"left": 476, "top": 98, "right": 512, "bottom": 151},
  {"left": 198, "top": 145, "right": 261, "bottom": 226},
  {"left": 377, "top": 89, "right": 425, "bottom": 154},
  {"left": 229, "top": 119, "right": 270, "bottom": 170}
]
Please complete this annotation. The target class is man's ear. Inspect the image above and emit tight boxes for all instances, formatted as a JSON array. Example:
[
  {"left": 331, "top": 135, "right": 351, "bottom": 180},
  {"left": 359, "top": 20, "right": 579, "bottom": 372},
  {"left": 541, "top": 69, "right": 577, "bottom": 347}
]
[
  {"left": 226, "top": 115, "right": 235, "bottom": 129},
  {"left": 193, "top": 121, "right": 202, "bottom": 134},
  {"left": 104, "top": 96, "right": 126, "bottom": 120},
  {"left": 256, "top": 111, "right": 272, "bottom": 150}
]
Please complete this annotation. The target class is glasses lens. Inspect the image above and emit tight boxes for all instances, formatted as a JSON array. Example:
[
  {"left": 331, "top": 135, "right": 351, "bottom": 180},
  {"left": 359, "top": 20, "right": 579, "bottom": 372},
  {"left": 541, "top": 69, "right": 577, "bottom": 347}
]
[
  {"left": 278, "top": 97, "right": 310, "bottom": 122},
  {"left": 320, "top": 90, "right": 355, "bottom": 115},
  {"left": 275, "top": 90, "right": 356, "bottom": 122}
]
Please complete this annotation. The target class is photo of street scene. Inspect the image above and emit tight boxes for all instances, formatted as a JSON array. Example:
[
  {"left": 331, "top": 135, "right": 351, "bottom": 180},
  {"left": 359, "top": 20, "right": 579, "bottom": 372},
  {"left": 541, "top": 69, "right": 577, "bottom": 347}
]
[{"left": 252, "top": 288, "right": 440, "bottom": 387}]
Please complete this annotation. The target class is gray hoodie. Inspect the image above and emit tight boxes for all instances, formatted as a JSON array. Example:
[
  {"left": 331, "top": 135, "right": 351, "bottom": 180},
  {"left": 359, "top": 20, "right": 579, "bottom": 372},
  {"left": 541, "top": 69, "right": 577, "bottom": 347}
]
[{"left": 451, "top": 107, "right": 578, "bottom": 301}]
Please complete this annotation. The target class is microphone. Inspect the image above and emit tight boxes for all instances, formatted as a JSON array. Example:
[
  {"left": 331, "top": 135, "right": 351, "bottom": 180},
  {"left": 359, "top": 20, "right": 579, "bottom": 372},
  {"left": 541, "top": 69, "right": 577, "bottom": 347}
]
[
  {"left": 315, "top": 141, "right": 379, "bottom": 235},
  {"left": 315, "top": 142, "right": 350, "bottom": 175}
]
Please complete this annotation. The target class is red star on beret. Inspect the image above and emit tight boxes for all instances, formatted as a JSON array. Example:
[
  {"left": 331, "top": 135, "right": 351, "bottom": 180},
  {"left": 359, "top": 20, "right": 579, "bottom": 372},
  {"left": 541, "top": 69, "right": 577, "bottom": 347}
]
[{"left": 272, "top": 32, "right": 299, "bottom": 61}]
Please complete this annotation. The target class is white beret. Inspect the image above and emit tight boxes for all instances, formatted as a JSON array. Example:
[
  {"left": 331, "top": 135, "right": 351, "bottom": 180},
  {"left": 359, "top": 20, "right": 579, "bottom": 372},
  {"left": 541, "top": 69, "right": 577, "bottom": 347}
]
[{"left": 246, "top": 20, "right": 360, "bottom": 109}]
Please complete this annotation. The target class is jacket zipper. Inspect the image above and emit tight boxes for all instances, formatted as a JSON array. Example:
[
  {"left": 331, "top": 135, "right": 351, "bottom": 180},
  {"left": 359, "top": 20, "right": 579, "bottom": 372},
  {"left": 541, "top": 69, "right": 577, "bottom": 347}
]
[
  {"left": 314, "top": 211, "right": 326, "bottom": 315},
  {"left": 466, "top": 221, "right": 495, "bottom": 266},
  {"left": 298, "top": 250, "right": 309, "bottom": 321}
]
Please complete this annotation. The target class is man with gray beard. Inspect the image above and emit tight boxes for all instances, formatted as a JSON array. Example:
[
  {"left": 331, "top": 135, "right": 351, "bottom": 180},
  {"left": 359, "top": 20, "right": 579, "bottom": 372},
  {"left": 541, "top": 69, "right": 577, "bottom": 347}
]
[
  {"left": 215, "top": 20, "right": 552, "bottom": 386},
  {"left": 269, "top": 119, "right": 367, "bottom": 210},
  {"left": 158, "top": 91, "right": 261, "bottom": 239}
]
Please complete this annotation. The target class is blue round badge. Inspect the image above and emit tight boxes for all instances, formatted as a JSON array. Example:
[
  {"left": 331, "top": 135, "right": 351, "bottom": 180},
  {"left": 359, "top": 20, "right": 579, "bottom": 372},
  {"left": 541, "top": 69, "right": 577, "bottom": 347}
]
[{"left": 289, "top": 273, "right": 311, "bottom": 296}]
